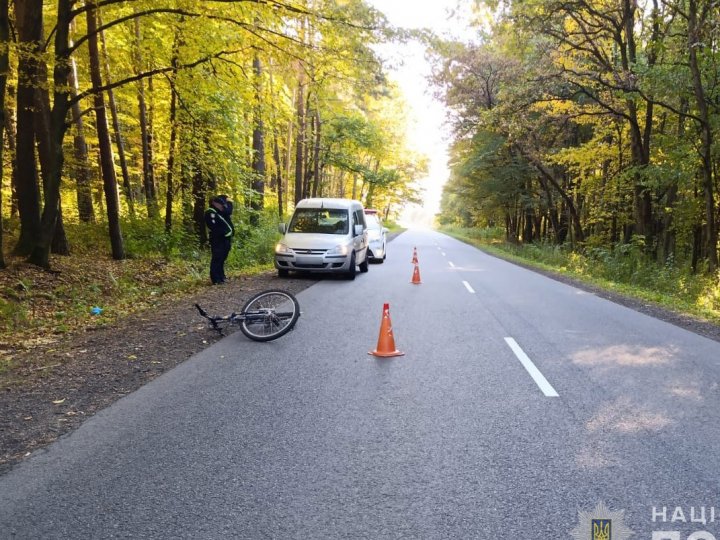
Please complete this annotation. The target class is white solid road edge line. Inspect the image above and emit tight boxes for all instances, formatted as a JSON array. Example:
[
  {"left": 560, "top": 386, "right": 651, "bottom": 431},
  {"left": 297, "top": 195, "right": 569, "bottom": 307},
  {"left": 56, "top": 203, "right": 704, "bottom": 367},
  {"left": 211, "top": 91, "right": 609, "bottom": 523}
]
[
  {"left": 504, "top": 337, "right": 559, "bottom": 397},
  {"left": 462, "top": 281, "right": 475, "bottom": 293}
]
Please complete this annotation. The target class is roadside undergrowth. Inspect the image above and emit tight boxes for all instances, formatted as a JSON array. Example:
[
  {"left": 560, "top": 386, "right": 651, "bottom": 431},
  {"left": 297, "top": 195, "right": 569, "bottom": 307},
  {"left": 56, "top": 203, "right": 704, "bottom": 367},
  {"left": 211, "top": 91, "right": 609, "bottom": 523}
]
[{"left": 0, "top": 218, "right": 278, "bottom": 377}]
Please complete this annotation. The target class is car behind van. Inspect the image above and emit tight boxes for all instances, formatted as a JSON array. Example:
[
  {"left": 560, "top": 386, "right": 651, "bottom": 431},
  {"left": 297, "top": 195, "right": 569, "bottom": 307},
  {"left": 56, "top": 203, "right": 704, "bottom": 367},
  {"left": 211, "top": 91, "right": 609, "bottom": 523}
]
[
  {"left": 364, "top": 209, "right": 388, "bottom": 262},
  {"left": 275, "top": 198, "right": 369, "bottom": 280}
]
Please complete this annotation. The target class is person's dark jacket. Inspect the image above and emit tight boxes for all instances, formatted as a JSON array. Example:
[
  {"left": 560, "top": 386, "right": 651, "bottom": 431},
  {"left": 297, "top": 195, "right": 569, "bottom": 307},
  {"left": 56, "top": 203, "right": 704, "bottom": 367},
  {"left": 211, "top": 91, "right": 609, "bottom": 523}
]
[{"left": 205, "top": 199, "right": 234, "bottom": 241}]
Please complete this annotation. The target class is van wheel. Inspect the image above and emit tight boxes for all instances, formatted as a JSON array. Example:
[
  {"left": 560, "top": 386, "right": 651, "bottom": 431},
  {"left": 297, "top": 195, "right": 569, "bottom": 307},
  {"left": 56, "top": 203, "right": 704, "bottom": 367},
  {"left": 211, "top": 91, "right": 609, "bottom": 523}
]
[
  {"left": 359, "top": 256, "right": 369, "bottom": 273},
  {"left": 347, "top": 253, "right": 356, "bottom": 280},
  {"left": 278, "top": 269, "right": 289, "bottom": 278}
]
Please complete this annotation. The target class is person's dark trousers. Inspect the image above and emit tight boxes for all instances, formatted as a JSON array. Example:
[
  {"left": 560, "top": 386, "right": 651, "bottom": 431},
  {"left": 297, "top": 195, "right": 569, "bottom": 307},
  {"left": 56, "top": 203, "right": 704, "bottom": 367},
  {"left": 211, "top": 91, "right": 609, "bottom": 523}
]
[{"left": 209, "top": 237, "right": 232, "bottom": 284}]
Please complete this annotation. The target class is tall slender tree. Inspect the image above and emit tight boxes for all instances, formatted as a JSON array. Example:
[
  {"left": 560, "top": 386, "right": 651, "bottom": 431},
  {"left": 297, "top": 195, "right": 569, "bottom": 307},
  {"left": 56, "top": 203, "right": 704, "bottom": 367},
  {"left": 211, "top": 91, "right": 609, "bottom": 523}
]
[
  {"left": 34, "top": 8, "right": 69, "bottom": 255},
  {"left": 68, "top": 25, "right": 95, "bottom": 224},
  {"left": 13, "top": 0, "right": 42, "bottom": 256},
  {"left": 86, "top": 0, "right": 125, "bottom": 259},
  {"left": 99, "top": 13, "right": 135, "bottom": 218},
  {"left": 686, "top": 0, "right": 718, "bottom": 270},
  {"left": 133, "top": 16, "right": 158, "bottom": 218},
  {"left": 250, "top": 52, "right": 266, "bottom": 224},
  {"left": 164, "top": 25, "right": 182, "bottom": 233},
  {"left": 27, "top": 0, "right": 73, "bottom": 268},
  {"left": 0, "top": 0, "right": 8, "bottom": 268}
]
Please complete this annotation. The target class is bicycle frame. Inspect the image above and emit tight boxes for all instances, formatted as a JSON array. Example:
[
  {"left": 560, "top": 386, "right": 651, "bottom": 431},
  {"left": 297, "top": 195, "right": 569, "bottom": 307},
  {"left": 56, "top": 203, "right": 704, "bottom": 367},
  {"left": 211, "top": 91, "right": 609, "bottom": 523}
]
[
  {"left": 195, "top": 304, "right": 243, "bottom": 335},
  {"left": 194, "top": 289, "right": 300, "bottom": 342}
]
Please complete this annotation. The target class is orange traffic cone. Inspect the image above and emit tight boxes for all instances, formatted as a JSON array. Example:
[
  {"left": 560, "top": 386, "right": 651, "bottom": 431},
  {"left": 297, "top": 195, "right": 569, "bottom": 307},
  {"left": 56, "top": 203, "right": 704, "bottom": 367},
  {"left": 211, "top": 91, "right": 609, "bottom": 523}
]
[
  {"left": 411, "top": 247, "right": 418, "bottom": 265},
  {"left": 369, "top": 303, "right": 405, "bottom": 357},
  {"left": 411, "top": 263, "right": 422, "bottom": 285}
]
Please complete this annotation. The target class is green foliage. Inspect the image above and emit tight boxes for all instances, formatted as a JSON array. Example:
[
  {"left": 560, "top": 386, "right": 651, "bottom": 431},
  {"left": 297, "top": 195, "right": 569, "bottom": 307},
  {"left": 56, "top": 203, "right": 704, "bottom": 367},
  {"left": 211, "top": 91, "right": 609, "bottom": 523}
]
[
  {"left": 441, "top": 226, "right": 505, "bottom": 243},
  {"left": 1, "top": 0, "right": 424, "bottom": 270},
  {"left": 124, "top": 219, "right": 201, "bottom": 260},
  {"left": 227, "top": 208, "right": 281, "bottom": 269},
  {"left": 0, "top": 297, "right": 26, "bottom": 330},
  {"left": 0, "top": 211, "right": 282, "bottom": 347},
  {"left": 431, "top": 0, "right": 720, "bottom": 270}
]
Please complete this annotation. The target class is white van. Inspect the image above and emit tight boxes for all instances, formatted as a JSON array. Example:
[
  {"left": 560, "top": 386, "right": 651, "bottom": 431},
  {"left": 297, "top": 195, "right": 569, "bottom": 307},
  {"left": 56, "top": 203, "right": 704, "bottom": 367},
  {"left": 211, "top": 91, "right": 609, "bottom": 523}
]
[{"left": 275, "top": 198, "right": 369, "bottom": 280}]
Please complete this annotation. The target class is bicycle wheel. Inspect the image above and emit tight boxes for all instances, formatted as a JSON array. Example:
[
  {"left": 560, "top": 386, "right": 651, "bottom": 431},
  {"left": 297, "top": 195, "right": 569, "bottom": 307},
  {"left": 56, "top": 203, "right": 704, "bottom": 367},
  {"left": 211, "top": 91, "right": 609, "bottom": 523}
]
[{"left": 239, "top": 289, "right": 300, "bottom": 342}]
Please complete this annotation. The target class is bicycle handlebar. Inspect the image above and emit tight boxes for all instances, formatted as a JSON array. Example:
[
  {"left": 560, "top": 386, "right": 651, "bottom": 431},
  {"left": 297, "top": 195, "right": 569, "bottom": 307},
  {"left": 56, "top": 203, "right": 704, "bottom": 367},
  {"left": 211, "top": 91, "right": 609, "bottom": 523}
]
[
  {"left": 194, "top": 303, "right": 209, "bottom": 318},
  {"left": 195, "top": 303, "right": 224, "bottom": 334}
]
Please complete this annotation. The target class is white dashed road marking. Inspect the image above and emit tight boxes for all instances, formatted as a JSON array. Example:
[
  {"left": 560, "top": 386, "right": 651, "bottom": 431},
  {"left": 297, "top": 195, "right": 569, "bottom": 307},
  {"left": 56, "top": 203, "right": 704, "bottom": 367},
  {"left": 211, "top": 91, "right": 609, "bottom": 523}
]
[{"left": 504, "top": 337, "right": 559, "bottom": 397}]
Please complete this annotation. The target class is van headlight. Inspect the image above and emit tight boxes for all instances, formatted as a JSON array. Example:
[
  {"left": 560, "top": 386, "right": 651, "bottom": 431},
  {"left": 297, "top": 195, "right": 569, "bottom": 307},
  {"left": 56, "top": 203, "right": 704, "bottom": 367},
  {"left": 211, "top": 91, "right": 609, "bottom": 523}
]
[
  {"left": 326, "top": 244, "right": 350, "bottom": 256},
  {"left": 275, "top": 243, "right": 294, "bottom": 255}
]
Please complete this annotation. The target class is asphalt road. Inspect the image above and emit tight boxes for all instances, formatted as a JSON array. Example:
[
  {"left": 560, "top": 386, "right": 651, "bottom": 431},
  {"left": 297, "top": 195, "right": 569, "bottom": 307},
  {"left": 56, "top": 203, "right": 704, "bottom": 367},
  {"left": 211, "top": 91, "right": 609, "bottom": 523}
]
[{"left": 2, "top": 229, "right": 720, "bottom": 539}]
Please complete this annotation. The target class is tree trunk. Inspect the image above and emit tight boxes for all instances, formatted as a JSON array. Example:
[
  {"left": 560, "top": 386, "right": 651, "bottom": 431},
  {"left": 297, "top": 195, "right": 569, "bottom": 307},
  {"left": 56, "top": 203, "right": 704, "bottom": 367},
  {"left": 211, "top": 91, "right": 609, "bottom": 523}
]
[
  {"left": 536, "top": 175, "right": 560, "bottom": 243},
  {"left": 515, "top": 144, "right": 584, "bottom": 242},
  {"left": 68, "top": 29, "right": 95, "bottom": 223},
  {"left": 13, "top": 0, "right": 43, "bottom": 256},
  {"left": 302, "top": 99, "right": 314, "bottom": 199},
  {"left": 180, "top": 160, "right": 193, "bottom": 232},
  {"left": 311, "top": 109, "right": 321, "bottom": 198},
  {"left": 164, "top": 27, "right": 181, "bottom": 233},
  {"left": 34, "top": 12, "right": 69, "bottom": 256},
  {"left": 134, "top": 17, "right": 158, "bottom": 218},
  {"left": 5, "top": 86, "right": 18, "bottom": 219},
  {"left": 294, "top": 63, "right": 306, "bottom": 204},
  {"left": 659, "top": 101, "right": 687, "bottom": 263},
  {"left": 27, "top": 0, "right": 73, "bottom": 269},
  {"left": 688, "top": 0, "right": 718, "bottom": 271},
  {"left": 691, "top": 224, "right": 703, "bottom": 273},
  {"left": 524, "top": 177, "right": 535, "bottom": 242},
  {"left": 273, "top": 132, "right": 284, "bottom": 218},
  {"left": 192, "top": 150, "right": 207, "bottom": 246},
  {"left": 303, "top": 110, "right": 314, "bottom": 197},
  {"left": 366, "top": 183, "right": 375, "bottom": 209},
  {"left": 351, "top": 171, "right": 358, "bottom": 200},
  {"left": 0, "top": 0, "right": 8, "bottom": 268},
  {"left": 621, "top": 0, "right": 654, "bottom": 241},
  {"left": 86, "top": 0, "right": 125, "bottom": 260},
  {"left": 268, "top": 69, "right": 284, "bottom": 218},
  {"left": 284, "top": 118, "right": 293, "bottom": 208},
  {"left": 99, "top": 13, "right": 134, "bottom": 218},
  {"left": 250, "top": 54, "right": 266, "bottom": 225}
]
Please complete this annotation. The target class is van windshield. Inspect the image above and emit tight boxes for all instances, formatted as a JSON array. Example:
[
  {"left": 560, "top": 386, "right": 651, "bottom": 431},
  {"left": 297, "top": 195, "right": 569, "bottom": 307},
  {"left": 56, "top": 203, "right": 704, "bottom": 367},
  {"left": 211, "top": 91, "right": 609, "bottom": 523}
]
[{"left": 289, "top": 208, "right": 349, "bottom": 234}]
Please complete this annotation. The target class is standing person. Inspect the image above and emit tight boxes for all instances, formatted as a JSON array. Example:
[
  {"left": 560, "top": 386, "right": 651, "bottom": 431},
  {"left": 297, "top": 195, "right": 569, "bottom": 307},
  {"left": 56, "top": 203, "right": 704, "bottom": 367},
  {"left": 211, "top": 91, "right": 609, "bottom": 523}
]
[{"left": 204, "top": 195, "right": 234, "bottom": 284}]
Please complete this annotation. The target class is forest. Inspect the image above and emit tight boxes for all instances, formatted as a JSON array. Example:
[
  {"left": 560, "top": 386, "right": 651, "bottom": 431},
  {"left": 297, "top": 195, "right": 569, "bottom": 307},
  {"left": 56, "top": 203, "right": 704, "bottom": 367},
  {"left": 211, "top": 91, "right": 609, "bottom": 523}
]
[
  {"left": 434, "top": 0, "right": 720, "bottom": 278},
  {"left": 0, "top": 0, "right": 424, "bottom": 272}
]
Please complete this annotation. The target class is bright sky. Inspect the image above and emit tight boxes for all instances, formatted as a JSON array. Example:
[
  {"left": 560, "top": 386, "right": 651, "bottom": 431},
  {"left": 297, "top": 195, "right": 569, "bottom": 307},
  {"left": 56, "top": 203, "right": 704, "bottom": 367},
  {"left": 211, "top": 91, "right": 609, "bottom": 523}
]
[{"left": 366, "top": 1, "right": 477, "bottom": 225}]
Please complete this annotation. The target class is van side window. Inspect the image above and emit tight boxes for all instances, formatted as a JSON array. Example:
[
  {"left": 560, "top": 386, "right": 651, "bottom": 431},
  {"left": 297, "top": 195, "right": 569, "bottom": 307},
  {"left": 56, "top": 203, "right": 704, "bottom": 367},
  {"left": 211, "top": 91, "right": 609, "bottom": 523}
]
[{"left": 353, "top": 210, "right": 365, "bottom": 231}]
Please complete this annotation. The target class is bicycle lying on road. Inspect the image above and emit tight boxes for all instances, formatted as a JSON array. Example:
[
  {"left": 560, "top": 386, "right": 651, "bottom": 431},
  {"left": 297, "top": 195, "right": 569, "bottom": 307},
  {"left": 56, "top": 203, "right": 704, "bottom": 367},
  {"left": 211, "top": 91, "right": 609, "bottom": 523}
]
[{"left": 195, "top": 289, "right": 300, "bottom": 342}]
